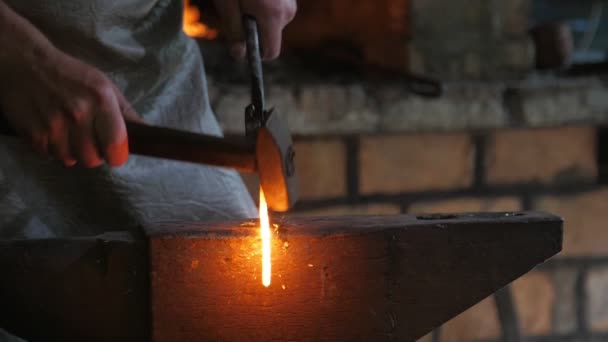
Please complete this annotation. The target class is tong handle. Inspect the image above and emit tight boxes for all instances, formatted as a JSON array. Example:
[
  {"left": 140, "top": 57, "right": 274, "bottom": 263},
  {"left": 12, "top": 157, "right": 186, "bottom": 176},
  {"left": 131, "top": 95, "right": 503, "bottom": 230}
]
[{"left": 244, "top": 16, "right": 265, "bottom": 116}]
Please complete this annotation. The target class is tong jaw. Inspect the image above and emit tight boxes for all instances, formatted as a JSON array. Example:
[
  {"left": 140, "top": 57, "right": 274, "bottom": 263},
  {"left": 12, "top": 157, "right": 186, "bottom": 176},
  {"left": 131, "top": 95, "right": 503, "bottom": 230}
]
[{"left": 245, "top": 104, "right": 269, "bottom": 138}]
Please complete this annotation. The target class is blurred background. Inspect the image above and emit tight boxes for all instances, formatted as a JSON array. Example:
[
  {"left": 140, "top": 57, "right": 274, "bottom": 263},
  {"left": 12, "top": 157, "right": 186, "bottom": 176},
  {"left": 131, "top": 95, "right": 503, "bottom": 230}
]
[{"left": 185, "top": 0, "right": 608, "bottom": 341}]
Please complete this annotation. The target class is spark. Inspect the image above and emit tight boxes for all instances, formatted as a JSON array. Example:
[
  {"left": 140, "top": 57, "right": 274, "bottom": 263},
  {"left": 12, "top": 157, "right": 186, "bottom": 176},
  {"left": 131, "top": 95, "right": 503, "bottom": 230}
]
[{"left": 259, "top": 188, "right": 271, "bottom": 287}]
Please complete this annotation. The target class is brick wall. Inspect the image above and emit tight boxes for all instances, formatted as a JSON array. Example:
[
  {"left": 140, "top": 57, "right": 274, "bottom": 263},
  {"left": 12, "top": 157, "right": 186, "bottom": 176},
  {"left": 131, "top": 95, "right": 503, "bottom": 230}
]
[
  {"left": 284, "top": 0, "right": 535, "bottom": 80},
  {"left": 243, "top": 125, "right": 607, "bottom": 341},
  {"left": 408, "top": 0, "right": 534, "bottom": 80}
]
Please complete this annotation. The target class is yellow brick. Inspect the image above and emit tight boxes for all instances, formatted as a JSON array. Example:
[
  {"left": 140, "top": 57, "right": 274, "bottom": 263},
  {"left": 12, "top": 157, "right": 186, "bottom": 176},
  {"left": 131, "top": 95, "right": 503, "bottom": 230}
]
[
  {"left": 587, "top": 267, "right": 608, "bottom": 331},
  {"left": 486, "top": 126, "right": 597, "bottom": 185},
  {"left": 512, "top": 272, "right": 555, "bottom": 335},
  {"left": 360, "top": 133, "right": 474, "bottom": 194},
  {"left": 417, "top": 332, "right": 433, "bottom": 342},
  {"left": 294, "top": 139, "right": 347, "bottom": 200},
  {"left": 440, "top": 296, "right": 500, "bottom": 342}
]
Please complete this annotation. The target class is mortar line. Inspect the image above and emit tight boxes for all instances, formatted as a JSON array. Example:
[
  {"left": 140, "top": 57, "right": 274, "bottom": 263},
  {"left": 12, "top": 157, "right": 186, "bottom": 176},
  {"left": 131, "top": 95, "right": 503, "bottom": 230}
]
[
  {"left": 502, "top": 87, "right": 525, "bottom": 127},
  {"left": 521, "top": 193, "right": 533, "bottom": 211},
  {"left": 399, "top": 202, "right": 410, "bottom": 214},
  {"left": 473, "top": 133, "right": 487, "bottom": 188},
  {"left": 576, "top": 266, "right": 590, "bottom": 336},
  {"left": 494, "top": 286, "right": 521, "bottom": 342},
  {"left": 538, "top": 257, "right": 608, "bottom": 270},
  {"left": 597, "top": 126, "right": 608, "bottom": 184},
  {"left": 344, "top": 135, "right": 360, "bottom": 203},
  {"left": 431, "top": 328, "right": 441, "bottom": 342},
  {"left": 293, "top": 182, "right": 599, "bottom": 211}
]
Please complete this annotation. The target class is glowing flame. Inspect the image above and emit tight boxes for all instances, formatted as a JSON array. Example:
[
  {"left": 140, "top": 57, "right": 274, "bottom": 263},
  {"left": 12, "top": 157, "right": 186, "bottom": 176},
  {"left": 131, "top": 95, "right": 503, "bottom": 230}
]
[
  {"left": 259, "top": 188, "right": 272, "bottom": 287},
  {"left": 183, "top": 0, "right": 219, "bottom": 39}
]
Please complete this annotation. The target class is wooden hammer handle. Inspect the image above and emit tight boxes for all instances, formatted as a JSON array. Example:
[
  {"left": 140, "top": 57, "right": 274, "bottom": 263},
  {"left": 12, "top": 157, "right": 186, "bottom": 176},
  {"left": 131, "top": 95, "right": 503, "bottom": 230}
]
[
  {"left": 0, "top": 117, "right": 257, "bottom": 172},
  {"left": 125, "top": 122, "right": 256, "bottom": 172}
]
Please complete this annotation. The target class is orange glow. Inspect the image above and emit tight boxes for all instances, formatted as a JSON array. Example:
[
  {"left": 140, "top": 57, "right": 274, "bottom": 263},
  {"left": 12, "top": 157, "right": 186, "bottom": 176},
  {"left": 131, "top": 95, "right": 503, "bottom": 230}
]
[
  {"left": 259, "top": 188, "right": 272, "bottom": 287},
  {"left": 183, "top": 0, "right": 219, "bottom": 39}
]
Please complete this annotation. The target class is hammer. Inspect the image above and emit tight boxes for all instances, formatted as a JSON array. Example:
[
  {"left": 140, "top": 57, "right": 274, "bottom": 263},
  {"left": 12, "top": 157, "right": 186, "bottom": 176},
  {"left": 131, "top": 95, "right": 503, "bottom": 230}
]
[{"left": 0, "top": 17, "right": 299, "bottom": 212}]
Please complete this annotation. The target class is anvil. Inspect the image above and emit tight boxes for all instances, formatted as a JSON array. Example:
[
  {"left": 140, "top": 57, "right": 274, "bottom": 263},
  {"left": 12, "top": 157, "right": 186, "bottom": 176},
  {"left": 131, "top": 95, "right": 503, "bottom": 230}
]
[{"left": 0, "top": 211, "right": 562, "bottom": 341}]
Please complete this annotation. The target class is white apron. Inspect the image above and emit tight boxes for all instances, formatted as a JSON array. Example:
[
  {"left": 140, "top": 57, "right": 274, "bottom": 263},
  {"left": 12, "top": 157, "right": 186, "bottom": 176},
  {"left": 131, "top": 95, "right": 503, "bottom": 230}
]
[{"left": 0, "top": 0, "right": 257, "bottom": 239}]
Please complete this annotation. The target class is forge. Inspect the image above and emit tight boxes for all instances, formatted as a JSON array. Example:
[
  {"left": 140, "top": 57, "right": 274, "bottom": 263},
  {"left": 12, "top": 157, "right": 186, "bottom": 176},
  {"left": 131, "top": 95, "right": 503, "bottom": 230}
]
[{"left": 0, "top": 211, "right": 562, "bottom": 341}]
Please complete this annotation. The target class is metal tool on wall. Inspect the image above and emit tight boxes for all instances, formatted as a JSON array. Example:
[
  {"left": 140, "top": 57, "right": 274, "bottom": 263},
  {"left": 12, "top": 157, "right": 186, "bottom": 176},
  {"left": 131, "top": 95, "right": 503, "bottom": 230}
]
[
  {"left": 294, "top": 41, "right": 444, "bottom": 98},
  {"left": 0, "top": 16, "right": 298, "bottom": 212}
]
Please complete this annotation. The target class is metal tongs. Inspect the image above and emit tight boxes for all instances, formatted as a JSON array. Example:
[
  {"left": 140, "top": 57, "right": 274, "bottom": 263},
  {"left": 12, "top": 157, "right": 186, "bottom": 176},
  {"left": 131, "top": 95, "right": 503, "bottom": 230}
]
[
  {"left": 240, "top": 15, "right": 298, "bottom": 211},
  {"left": 243, "top": 16, "right": 269, "bottom": 137}
]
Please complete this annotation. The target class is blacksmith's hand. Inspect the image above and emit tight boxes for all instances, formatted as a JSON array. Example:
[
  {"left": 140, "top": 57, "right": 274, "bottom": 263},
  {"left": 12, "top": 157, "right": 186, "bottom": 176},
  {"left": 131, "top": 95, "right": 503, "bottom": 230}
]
[
  {"left": 212, "top": 0, "right": 297, "bottom": 60},
  {"left": 0, "top": 1, "right": 142, "bottom": 168}
]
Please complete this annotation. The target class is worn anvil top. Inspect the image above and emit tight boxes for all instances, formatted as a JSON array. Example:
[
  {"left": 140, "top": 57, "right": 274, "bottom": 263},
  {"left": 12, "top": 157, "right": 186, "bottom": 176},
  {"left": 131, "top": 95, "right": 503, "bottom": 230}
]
[{"left": 0, "top": 0, "right": 257, "bottom": 239}]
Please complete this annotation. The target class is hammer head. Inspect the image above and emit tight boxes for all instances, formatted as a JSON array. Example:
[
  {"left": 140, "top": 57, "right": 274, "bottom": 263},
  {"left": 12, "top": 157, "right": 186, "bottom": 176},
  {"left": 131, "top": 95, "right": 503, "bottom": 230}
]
[{"left": 256, "top": 111, "right": 299, "bottom": 212}]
